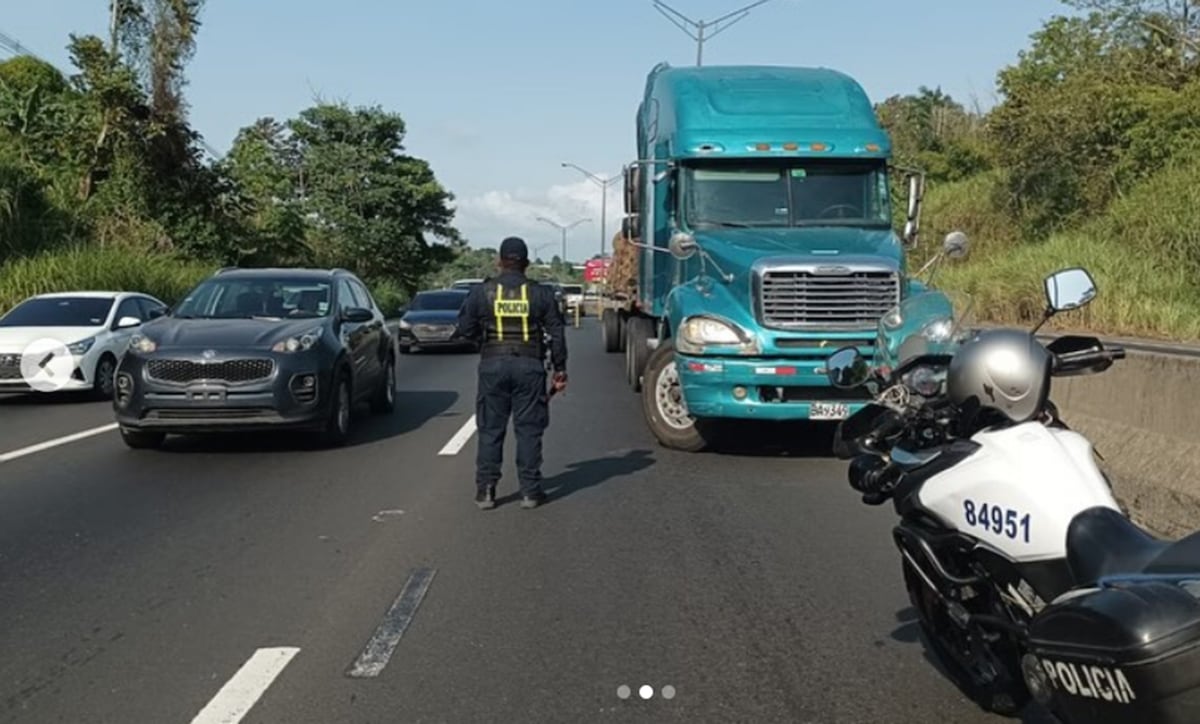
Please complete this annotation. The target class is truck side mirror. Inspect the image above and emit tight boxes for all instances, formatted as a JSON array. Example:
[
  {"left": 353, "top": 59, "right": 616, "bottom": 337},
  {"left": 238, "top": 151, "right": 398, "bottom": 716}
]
[
  {"left": 621, "top": 214, "right": 640, "bottom": 240},
  {"left": 903, "top": 173, "right": 925, "bottom": 248},
  {"left": 623, "top": 164, "right": 641, "bottom": 215}
]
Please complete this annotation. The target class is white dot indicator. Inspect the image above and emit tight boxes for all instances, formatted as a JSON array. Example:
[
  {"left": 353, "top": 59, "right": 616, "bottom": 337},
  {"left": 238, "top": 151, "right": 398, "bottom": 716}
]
[
  {"left": 639, "top": 685, "right": 653, "bottom": 700},
  {"left": 662, "top": 685, "right": 676, "bottom": 699},
  {"left": 617, "top": 685, "right": 631, "bottom": 699}
]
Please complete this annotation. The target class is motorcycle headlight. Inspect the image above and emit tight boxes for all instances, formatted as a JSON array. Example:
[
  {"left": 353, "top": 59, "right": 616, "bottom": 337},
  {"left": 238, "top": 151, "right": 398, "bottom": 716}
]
[
  {"left": 67, "top": 336, "right": 96, "bottom": 355},
  {"left": 677, "top": 315, "right": 756, "bottom": 354},
  {"left": 272, "top": 326, "right": 323, "bottom": 353},
  {"left": 129, "top": 334, "right": 157, "bottom": 354},
  {"left": 920, "top": 318, "right": 955, "bottom": 343}
]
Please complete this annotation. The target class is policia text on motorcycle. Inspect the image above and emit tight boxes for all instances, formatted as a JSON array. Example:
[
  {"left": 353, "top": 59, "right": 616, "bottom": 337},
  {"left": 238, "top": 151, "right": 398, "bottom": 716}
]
[{"left": 454, "top": 237, "right": 568, "bottom": 510}]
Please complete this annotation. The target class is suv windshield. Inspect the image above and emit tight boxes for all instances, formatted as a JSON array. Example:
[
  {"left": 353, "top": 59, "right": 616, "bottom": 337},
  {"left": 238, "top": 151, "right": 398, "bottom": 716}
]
[
  {"left": 173, "top": 278, "right": 333, "bottom": 319},
  {"left": 0, "top": 297, "right": 114, "bottom": 327},
  {"left": 410, "top": 292, "right": 466, "bottom": 311},
  {"left": 561, "top": 285, "right": 582, "bottom": 295},
  {"left": 682, "top": 160, "right": 892, "bottom": 229}
]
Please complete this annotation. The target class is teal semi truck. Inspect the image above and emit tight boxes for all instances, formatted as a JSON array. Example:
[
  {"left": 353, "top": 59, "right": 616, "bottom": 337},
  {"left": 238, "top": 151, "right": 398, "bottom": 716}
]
[{"left": 600, "top": 62, "right": 968, "bottom": 451}]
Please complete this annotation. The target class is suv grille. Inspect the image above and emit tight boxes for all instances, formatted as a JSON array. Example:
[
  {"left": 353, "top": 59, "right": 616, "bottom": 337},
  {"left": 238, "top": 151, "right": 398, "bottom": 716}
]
[
  {"left": 147, "top": 358, "right": 275, "bottom": 385},
  {"left": 758, "top": 268, "right": 900, "bottom": 330}
]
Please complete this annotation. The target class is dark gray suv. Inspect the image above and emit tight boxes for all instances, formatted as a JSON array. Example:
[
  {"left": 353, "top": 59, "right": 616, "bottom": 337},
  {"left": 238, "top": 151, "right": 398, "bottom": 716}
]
[{"left": 113, "top": 267, "right": 395, "bottom": 449}]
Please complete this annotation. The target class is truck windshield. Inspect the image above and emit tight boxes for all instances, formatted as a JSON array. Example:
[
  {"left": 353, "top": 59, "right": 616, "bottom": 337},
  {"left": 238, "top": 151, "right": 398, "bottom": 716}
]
[{"left": 681, "top": 160, "right": 892, "bottom": 229}]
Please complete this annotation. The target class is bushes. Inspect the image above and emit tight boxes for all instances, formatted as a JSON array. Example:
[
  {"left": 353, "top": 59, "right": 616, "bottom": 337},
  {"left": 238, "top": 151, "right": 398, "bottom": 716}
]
[{"left": 0, "top": 245, "right": 212, "bottom": 311}]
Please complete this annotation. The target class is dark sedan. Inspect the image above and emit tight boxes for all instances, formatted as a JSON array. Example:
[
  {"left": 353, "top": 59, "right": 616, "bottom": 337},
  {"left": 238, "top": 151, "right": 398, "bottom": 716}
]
[
  {"left": 396, "top": 289, "right": 475, "bottom": 353},
  {"left": 113, "top": 267, "right": 395, "bottom": 449}
]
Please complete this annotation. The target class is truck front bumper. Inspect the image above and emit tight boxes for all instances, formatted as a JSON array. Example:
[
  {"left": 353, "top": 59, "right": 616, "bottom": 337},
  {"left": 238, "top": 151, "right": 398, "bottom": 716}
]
[{"left": 675, "top": 353, "right": 873, "bottom": 421}]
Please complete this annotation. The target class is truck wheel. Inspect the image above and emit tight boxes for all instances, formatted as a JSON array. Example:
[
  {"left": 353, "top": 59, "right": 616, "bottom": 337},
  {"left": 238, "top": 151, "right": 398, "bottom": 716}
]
[
  {"left": 602, "top": 309, "right": 620, "bottom": 353},
  {"left": 625, "top": 316, "right": 653, "bottom": 392},
  {"left": 617, "top": 311, "right": 627, "bottom": 352},
  {"left": 641, "top": 339, "right": 709, "bottom": 452}
]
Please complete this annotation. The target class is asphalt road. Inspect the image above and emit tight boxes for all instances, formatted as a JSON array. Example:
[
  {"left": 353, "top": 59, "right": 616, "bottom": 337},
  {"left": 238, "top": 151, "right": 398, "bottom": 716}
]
[{"left": 0, "top": 321, "right": 1030, "bottom": 724}]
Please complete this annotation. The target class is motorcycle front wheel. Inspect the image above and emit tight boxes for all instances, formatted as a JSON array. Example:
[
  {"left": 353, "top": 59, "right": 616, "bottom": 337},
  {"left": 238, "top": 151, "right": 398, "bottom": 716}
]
[{"left": 901, "top": 558, "right": 1030, "bottom": 717}]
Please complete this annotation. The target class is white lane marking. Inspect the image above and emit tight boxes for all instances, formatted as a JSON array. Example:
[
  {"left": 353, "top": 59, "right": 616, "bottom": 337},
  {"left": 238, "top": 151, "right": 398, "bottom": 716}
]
[
  {"left": 437, "top": 414, "right": 476, "bottom": 456},
  {"left": 0, "top": 423, "right": 119, "bottom": 463},
  {"left": 347, "top": 567, "right": 437, "bottom": 678},
  {"left": 190, "top": 646, "right": 300, "bottom": 724}
]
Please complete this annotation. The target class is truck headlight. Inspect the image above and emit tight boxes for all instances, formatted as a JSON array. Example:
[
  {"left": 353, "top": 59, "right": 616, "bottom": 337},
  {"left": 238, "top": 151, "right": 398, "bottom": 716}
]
[
  {"left": 129, "top": 334, "right": 157, "bottom": 354},
  {"left": 677, "top": 315, "right": 756, "bottom": 354},
  {"left": 67, "top": 336, "right": 96, "bottom": 355},
  {"left": 398, "top": 319, "right": 411, "bottom": 330},
  {"left": 272, "top": 327, "right": 323, "bottom": 353}
]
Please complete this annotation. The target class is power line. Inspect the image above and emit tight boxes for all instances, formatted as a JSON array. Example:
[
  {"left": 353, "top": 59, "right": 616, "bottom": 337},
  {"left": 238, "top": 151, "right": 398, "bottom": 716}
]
[{"left": 651, "top": 0, "right": 775, "bottom": 65}]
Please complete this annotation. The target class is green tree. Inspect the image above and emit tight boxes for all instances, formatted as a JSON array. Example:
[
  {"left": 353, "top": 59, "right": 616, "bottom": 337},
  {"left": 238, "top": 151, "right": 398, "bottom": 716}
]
[{"left": 286, "top": 102, "right": 459, "bottom": 293}]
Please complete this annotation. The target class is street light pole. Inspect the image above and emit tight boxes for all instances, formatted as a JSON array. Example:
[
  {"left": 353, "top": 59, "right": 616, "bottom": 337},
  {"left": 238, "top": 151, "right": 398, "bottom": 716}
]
[
  {"left": 651, "top": 0, "right": 774, "bottom": 65},
  {"left": 535, "top": 216, "right": 591, "bottom": 264},
  {"left": 561, "top": 162, "right": 621, "bottom": 257}
]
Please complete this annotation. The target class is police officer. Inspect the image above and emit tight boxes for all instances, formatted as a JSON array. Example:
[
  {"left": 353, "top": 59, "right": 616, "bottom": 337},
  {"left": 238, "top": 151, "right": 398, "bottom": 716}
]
[{"left": 455, "top": 237, "right": 567, "bottom": 510}]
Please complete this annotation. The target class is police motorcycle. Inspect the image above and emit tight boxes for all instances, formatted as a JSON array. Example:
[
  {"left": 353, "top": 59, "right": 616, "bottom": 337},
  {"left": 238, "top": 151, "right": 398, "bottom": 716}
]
[{"left": 823, "top": 268, "right": 1200, "bottom": 723}]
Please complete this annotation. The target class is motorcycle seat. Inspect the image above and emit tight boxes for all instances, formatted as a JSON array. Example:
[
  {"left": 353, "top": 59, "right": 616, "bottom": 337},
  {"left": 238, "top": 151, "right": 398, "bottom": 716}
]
[{"left": 1067, "top": 506, "right": 1200, "bottom": 584}]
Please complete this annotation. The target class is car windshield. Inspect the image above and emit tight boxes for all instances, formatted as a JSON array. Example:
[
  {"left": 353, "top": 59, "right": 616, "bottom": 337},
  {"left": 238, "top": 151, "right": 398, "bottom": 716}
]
[
  {"left": 410, "top": 292, "right": 466, "bottom": 311},
  {"left": 173, "top": 279, "right": 333, "bottom": 319},
  {"left": 562, "top": 285, "right": 582, "bottom": 295},
  {"left": 682, "top": 160, "right": 892, "bottom": 229},
  {"left": 0, "top": 297, "right": 114, "bottom": 327}
]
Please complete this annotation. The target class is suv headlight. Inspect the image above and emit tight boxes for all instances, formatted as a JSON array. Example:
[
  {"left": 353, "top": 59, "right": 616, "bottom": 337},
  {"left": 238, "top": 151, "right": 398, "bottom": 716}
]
[
  {"left": 676, "top": 315, "right": 756, "bottom": 354},
  {"left": 68, "top": 336, "right": 96, "bottom": 355},
  {"left": 272, "top": 326, "right": 323, "bottom": 352},
  {"left": 398, "top": 319, "right": 411, "bottom": 329},
  {"left": 129, "top": 334, "right": 157, "bottom": 354}
]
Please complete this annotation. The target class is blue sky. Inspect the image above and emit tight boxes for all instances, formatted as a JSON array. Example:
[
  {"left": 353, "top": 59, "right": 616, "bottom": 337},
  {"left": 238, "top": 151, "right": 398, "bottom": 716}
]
[{"left": 6, "top": 0, "right": 1069, "bottom": 261}]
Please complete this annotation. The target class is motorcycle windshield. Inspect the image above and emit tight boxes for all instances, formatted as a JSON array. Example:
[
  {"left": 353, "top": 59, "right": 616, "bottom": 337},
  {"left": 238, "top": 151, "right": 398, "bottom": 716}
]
[{"left": 876, "top": 289, "right": 975, "bottom": 368}]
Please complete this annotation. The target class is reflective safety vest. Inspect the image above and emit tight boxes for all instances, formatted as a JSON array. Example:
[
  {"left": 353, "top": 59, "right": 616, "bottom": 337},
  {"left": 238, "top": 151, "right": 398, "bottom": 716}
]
[{"left": 482, "top": 278, "right": 541, "bottom": 356}]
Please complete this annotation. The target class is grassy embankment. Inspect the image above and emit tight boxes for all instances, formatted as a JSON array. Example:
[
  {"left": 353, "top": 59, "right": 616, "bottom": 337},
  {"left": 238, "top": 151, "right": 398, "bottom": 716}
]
[{"left": 918, "top": 163, "right": 1200, "bottom": 342}]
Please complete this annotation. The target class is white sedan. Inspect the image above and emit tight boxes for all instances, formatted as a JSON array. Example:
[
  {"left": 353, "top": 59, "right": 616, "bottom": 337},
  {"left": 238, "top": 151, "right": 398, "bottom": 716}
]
[{"left": 0, "top": 291, "right": 168, "bottom": 398}]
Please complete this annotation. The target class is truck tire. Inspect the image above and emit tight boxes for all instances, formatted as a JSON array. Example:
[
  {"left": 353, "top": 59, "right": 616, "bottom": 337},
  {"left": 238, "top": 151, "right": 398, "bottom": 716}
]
[
  {"left": 625, "top": 316, "right": 653, "bottom": 392},
  {"left": 602, "top": 309, "right": 620, "bottom": 353},
  {"left": 617, "top": 311, "right": 627, "bottom": 352},
  {"left": 640, "top": 338, "right": 710, "bottom": 452}
]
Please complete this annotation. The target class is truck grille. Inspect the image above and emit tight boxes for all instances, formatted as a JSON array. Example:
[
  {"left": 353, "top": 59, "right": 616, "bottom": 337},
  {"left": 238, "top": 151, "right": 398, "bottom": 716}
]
[
  {"left": 758, "top": 268, "right": 900, "bottom": 330},
  {"left": 147, "top": 358, "right": 275, "bottom": 385}
]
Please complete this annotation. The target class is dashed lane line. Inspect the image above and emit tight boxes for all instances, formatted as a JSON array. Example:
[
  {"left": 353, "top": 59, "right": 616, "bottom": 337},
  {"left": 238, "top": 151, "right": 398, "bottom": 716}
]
[
  {"left": 190, "top": 646, "right": 300, "bottom": 724},
  {"left": 347, "top": 567, "right": 438, "bottom": 678},
  {"left": 437, "top": 415, "right": 476, "bottom": 456}
]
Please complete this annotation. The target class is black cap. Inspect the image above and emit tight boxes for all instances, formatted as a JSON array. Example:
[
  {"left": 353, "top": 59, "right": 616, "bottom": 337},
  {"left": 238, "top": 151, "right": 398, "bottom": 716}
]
[{"left": 499, "top": 236, "right": 529, "bottom": 261}]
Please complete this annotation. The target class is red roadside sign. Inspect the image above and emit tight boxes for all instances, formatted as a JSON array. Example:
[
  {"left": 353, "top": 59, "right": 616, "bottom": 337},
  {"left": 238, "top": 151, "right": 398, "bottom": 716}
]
[{"left": 584, "top": 257, "right": 612, "bottom": 282}]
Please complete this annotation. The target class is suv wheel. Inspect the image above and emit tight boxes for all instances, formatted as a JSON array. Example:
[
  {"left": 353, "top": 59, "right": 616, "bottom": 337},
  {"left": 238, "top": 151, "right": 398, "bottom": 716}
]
[
  {"left": 370, "top": 357, "right": 396, "bottom": 414},
  {"left": 321, "top": 370, "right": 353, "bottom": 447}
]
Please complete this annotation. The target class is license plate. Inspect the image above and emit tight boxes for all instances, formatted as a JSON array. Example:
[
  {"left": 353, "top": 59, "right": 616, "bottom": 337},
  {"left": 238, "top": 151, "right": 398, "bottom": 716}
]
[
  {"left": 810, "top": 401, "right": 849, "bottom": 420},
  {"left": 188, "top": 389, "right": 226, "bottom": 402}
]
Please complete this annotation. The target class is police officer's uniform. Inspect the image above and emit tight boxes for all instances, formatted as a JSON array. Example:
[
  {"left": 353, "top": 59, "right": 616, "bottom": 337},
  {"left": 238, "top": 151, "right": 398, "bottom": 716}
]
[{"left": 455, "top": 237, "right": 567, "bottom": 509}]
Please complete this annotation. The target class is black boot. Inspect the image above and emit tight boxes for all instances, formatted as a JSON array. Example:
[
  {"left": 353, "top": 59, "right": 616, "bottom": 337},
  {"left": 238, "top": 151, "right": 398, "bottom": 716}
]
[{"left": 475, "top": 485, "right": 496, "bottom": 510}]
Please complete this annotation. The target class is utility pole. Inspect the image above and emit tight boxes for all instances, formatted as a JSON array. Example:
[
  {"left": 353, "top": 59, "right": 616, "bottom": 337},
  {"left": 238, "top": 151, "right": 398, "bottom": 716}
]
[
  {"left": 561, "top": 163, "right": 620, "bottom": 257},
  {"left": 535, "top": 216, "right": 590, "bottom": 264},
  {"left": 652, "top": 0, "right": 774, "bottom": 65}
]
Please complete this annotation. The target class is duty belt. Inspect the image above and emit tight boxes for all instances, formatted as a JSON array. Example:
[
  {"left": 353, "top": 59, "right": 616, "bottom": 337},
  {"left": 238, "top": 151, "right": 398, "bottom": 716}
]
[{"left": 480, "top": 343, "right": 542, "bottom": 360}]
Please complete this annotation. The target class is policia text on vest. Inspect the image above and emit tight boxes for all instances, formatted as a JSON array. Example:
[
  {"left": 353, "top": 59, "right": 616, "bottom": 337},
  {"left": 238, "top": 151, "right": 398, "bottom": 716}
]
[{"left": 453, "top": 237, "right": 567, "bottom": 511}]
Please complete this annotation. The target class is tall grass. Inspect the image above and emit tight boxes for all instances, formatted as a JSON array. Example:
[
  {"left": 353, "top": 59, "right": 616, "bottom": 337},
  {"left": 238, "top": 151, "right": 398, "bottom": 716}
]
[{"left": 0, "top": 245, "right": 213, "bottom": 312}]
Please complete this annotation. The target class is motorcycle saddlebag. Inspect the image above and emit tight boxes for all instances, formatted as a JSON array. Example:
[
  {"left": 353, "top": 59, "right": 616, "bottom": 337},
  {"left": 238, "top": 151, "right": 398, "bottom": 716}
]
[{"left": 1024, "top": 578, "right": 1200, "bottom": 724}]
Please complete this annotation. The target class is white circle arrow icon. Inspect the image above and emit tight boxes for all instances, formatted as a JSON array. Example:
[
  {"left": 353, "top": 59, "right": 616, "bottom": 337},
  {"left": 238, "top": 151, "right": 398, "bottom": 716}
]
[{"left": 20, "top": 338, "right": 76, "bottom": 392}]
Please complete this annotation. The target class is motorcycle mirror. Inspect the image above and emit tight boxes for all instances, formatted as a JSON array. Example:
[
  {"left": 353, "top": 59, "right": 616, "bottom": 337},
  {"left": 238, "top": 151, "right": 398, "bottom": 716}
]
[
  {"left": 826, "top": 346, "right": 870, "bottom": 388},
  {"left": 943, "top": 230, "right": 969, "bottom": 260},
  {"left": 1044, "top": 267, "right": 1097, "bottom": 313}
]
